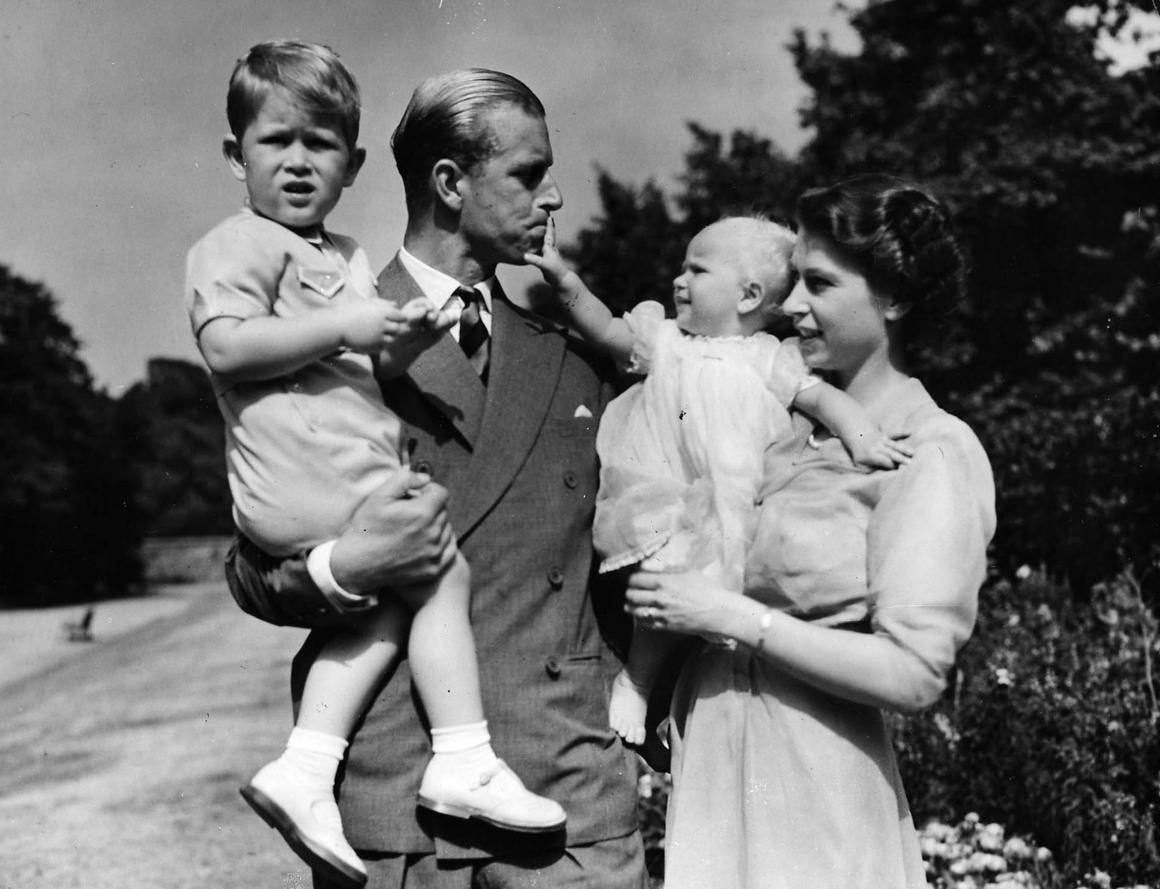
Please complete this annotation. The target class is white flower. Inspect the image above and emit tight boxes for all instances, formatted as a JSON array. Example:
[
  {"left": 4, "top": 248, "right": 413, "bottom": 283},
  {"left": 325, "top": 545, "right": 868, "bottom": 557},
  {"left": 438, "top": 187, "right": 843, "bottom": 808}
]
[
  {"left": 994, "top": 668, "right": 1014, "bottom": 687},
  {"left": 1003, "top": 836, "right": 1032, "bottom": 859},
  {"left": 922, "top": 819, "right": 956, "bottom": 841},
  {"left": 1015, "top": 564, "right": 1032, "bottom": 580}
]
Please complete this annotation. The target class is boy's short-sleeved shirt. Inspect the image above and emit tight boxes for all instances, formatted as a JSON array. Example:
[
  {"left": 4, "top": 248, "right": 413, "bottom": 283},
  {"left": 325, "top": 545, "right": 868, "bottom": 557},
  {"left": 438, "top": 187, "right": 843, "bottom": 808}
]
[{"left": 185, "top": 207, "right": 403, "bottom": 556}]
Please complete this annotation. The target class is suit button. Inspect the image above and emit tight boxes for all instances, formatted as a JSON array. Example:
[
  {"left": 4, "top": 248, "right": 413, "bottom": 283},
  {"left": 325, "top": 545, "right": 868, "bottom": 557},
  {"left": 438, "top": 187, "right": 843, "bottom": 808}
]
[
  {"left": 414, "top": 460, "right": 433, "bottom": 475},
  {"left": 547, "top": 567, "right": 564, "bottom": 589},
  {"left": 545, "top": 656, "right": 561, "bottom": 678},
  {"left": 563, "top": 470, "right": 578, "bottom": 489}
]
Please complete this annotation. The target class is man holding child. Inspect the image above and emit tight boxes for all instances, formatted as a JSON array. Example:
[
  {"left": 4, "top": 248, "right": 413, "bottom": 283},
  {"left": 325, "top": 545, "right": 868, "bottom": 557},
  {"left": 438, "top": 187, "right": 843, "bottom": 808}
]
[{"left": 223, "top": 63, "right": 648, "bottom": 889}]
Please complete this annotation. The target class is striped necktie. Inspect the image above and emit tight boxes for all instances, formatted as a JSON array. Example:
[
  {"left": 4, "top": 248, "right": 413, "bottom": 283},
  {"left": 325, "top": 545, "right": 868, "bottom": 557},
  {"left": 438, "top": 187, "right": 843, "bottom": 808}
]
[{"left": 455, "top": 285, "right": 490, "bottom": 382}]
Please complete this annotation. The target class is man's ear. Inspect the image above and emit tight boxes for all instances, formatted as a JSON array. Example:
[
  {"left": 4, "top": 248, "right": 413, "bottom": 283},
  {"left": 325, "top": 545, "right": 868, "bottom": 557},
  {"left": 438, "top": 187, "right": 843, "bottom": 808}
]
[
  {"left": 343, "top": 146, "right": 367, "bottom": 187},
  {"left": 222, "top": 135, "right": 247, "bottom": 182},
  {"left": 737, "top": 281, "right": 766, "bottom": 317},
  {"left": 432, "top": 159, "right": 465, "bottom": 212}
]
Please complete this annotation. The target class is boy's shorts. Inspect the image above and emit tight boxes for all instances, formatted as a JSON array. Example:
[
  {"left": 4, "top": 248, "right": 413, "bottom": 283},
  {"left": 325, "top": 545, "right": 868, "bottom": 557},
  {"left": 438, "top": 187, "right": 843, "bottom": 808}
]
[{"left": 224, "top": 533, "right": 375, "bottom": 629}]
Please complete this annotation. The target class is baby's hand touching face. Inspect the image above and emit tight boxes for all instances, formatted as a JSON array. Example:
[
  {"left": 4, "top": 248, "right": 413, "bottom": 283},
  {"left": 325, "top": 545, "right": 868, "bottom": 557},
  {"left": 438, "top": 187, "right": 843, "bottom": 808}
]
[{"left": 523, "top": 217, "right": 573, "bottom": 287}]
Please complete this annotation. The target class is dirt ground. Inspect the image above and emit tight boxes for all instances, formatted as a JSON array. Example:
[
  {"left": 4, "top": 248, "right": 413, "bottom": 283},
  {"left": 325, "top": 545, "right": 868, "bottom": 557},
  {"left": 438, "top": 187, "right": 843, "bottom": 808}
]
[{"left": 0, "top": 583, "right": 315, "bottom": 888}]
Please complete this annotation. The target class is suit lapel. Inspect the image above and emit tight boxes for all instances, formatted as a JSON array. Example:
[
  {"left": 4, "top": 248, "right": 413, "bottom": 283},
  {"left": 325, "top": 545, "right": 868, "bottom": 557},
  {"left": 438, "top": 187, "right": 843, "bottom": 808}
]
[
  {"left": 375, "top": 258, "right": 487, "bottom": 445},
  {"left": 451, "top": 290, "right": 565, "bottom": 537}
]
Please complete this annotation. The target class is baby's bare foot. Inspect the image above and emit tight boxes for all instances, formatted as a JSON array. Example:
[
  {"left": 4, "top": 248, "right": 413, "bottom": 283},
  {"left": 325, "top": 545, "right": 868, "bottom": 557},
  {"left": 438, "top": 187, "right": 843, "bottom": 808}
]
[{"left": 609, "top": 670, "right": 650, "bottom": 746}]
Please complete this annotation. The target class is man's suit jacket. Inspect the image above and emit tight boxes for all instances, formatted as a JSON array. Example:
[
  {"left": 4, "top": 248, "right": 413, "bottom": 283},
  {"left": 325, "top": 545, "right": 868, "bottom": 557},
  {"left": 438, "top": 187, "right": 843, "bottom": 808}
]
[{"left": 229, "top": 256, "right": 639, "bottom": 858}]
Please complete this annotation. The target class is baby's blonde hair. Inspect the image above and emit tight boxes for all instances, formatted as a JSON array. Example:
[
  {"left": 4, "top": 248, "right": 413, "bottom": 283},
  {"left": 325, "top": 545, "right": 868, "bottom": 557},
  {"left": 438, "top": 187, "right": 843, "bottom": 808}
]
[{"left": 708, "top": 216, "right": 796, "bottom": 323}]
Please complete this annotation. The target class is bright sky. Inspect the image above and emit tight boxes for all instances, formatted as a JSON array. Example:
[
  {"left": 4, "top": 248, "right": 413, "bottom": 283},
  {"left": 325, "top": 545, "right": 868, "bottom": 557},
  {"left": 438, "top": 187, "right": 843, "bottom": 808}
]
[{"left": 2, "top": 0, "right": 858, "bottom": 394}]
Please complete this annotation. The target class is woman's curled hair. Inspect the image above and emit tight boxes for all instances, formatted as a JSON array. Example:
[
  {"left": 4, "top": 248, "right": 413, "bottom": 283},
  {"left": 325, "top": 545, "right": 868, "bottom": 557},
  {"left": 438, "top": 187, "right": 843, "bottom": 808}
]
[{"left": 795, "top": 174, "right": 967, "bottom": 346}]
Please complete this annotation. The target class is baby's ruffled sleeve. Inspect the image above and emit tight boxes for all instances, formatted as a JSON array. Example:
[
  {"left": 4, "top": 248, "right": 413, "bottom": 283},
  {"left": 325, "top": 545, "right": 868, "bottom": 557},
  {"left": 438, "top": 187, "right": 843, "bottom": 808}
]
[
  {"left": 766, "top": 337, "right": 817, "bottom": 407},
  {"left": 184, "top": 225, "right": 283, "bottom": 337},
  {"left": 621, "top": 300, "right": 668, "bottom": 375},
  {"left": 867, "top": 416, "right": 996, "bottom": 706}
]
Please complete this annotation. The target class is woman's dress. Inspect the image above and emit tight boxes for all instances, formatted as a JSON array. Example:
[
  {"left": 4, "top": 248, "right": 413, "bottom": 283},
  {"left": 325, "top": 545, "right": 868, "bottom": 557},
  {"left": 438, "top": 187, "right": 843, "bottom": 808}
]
[
  {"left": 664, "top": 379, "right": 996, "bottom": 889},
  {"left": 594, "top": 301, "right": 814, "bottom": 590}
]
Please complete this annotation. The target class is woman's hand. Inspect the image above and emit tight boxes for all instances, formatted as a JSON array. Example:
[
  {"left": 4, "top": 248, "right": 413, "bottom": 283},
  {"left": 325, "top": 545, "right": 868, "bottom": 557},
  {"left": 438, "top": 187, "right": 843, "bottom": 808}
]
[{"left": 626, "top": 568, "right": 759, "bottom": 641}]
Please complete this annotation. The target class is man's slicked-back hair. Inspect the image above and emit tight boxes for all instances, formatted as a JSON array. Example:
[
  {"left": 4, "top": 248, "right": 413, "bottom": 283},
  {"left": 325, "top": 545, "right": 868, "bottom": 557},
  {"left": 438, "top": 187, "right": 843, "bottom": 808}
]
[
  {"left": 391, "top": 68, "right": 545, "bottom": 210},
  {"left": 227, "top": 40, "right": 361, "bottom": 151}
]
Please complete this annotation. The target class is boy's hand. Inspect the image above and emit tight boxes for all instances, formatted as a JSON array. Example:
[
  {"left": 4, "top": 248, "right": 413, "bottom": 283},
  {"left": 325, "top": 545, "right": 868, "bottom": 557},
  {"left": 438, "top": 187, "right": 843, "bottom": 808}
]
[
  {"left": 377, "top": 297, "right": 457, "bottom": 378},
  {"left": 336, "top": 299, "right": 420, "bottom": 354},
  {"left": 336, "top": 297, "right": 455, "bottom": 364},
  {"left": 523, "top": 218, "right": 583, "bottom": 296},
  {"left": 848, "top": 429, "right": 914, "bottom": 469}
]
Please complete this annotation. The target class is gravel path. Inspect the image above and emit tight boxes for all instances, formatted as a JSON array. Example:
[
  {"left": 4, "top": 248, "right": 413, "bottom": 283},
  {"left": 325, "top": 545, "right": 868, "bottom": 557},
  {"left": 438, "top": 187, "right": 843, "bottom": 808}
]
[{"left": 0, "top": 584, "right": 314, "bottom": 888}]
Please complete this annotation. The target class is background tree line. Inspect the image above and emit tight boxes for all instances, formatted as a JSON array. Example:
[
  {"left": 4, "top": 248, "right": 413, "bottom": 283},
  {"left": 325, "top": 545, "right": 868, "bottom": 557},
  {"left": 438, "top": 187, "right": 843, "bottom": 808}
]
[{"left": 2, "top": 0, "right": 1156, "bottom": 881}]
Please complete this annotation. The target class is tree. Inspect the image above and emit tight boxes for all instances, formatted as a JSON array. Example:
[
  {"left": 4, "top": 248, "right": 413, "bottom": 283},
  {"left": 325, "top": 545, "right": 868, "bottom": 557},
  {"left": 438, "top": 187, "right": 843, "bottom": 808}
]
[
  {"left": 0, "top": 265, "right": 141, "bottom": 606},
  {"left": 789, "top": 0, "right": 1160, "bottom": 593},
  {"left": 115, "top": 358, "right": 232, "bottom": 537}
]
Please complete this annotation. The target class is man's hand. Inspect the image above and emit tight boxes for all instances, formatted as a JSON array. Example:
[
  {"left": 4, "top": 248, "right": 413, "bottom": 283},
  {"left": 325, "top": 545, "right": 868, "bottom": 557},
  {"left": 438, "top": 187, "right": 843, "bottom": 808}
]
[{"left": 329, "top": 470, "right": 457, "bottom": 595}]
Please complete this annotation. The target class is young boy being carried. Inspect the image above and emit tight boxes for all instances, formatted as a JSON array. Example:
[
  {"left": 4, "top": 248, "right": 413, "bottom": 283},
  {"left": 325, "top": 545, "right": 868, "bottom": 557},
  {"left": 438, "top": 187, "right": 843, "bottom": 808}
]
[{"left": 184, "top": 40, "right": 564, "bottom": 889}]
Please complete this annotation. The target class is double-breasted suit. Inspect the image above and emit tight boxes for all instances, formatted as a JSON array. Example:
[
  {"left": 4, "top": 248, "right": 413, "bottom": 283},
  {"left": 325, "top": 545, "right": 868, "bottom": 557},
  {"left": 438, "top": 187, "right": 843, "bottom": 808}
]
[{"left": 229, "top": 256, "right": 639, "bottom": 860}]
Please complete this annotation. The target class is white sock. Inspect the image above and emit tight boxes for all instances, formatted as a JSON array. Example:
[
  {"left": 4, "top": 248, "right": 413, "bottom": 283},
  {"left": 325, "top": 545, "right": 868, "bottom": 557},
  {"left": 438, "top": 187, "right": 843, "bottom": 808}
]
[
  {"left": 281, "top": 727, "right": 348, "bottom": 789},
  {"left": 429, "top": 721, "right": 499, "bottom": 771}
]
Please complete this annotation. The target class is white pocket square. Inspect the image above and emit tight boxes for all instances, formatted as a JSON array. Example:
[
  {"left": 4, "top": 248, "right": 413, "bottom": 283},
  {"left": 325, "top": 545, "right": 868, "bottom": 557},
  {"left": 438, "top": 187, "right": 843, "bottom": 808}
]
[{"left": 573, "top": 404, "right": 593, "bottom": 419}]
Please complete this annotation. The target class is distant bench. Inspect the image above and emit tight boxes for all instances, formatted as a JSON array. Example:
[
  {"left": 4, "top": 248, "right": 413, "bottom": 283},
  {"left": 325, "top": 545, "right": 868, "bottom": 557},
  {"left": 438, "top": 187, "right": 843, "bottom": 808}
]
[{"left": 62, "top": 606, "right": 95, "bottom": 643}]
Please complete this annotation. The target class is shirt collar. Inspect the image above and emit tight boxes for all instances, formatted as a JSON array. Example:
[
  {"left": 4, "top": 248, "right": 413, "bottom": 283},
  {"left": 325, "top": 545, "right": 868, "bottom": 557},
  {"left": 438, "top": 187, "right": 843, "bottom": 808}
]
[
  {"left": 240, "top": 202, "right": 329, "bottom": 247},
  {"left": 397, "top": 246, "right": 495, "bottom": 313}
]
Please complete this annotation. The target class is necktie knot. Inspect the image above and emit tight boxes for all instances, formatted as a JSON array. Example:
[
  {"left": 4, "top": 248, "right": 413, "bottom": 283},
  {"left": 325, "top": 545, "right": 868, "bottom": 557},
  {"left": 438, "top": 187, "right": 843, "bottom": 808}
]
[
  {"left": 454, "top": 285, "right": 483, "bottom": 309},
  {"left": 454, "top": 285, "right": 490, "bottom": 382}
]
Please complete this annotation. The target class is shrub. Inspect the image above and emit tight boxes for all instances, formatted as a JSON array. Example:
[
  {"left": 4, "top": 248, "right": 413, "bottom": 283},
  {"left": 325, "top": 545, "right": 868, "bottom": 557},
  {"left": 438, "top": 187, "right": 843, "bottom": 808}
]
[{"left": 894, "top": 568, "right": 1160, "bottom": 887}]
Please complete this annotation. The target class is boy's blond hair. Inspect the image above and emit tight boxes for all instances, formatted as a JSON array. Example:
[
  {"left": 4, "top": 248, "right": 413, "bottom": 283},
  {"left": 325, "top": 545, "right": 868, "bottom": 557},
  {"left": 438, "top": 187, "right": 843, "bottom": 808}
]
[{"left": 227, "top": 40, "right": 361, "bottom": 151}]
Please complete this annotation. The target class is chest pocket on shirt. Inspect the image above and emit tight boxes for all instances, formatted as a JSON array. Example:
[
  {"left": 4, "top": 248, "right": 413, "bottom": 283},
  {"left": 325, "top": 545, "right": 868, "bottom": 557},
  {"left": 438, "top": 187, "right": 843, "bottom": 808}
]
[{"left": 297, "top": 266, "right": 344, "bottom": 299}]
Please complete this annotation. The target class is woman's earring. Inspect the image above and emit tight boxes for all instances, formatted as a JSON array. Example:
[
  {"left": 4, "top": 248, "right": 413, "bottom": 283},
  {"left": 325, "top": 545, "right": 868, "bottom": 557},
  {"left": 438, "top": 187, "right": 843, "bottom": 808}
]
[{"left": 884, "top": 302, "right": 911, "bottom": 322}]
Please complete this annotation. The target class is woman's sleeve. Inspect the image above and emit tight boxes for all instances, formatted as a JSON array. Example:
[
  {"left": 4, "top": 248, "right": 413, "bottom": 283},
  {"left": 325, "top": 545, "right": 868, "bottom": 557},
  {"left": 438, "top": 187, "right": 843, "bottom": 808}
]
[
  {"left": 867, "top": 417, "right": 996, "bottom": 704},
  {"left": 621, "top": 300, "right": 668, "bottom": 374}
]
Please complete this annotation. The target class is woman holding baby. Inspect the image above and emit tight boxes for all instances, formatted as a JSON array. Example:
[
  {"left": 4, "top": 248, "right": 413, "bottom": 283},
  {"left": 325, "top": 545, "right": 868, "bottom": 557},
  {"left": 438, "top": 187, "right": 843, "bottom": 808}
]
[{"left": 627, "top": 174, "right": 996, "bottom": 889}]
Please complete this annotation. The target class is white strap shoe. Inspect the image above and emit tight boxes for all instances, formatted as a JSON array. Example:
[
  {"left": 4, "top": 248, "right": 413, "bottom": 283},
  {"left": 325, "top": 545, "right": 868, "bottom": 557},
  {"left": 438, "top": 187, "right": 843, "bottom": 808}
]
[
  {"left": 241, "top": 759, "right": 368, "bottom": 888},
  {"left": 417, "top": 759, "right": 567, "bottom": 833}
]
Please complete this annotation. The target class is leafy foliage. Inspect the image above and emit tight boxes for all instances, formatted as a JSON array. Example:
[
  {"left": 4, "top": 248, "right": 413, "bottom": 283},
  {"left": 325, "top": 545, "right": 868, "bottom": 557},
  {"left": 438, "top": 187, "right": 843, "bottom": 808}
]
[
  {"left": 893, "top": 568, "right": 1160, "bottom": 886},
  {"left": 0, "top": 266, "right": 141, "bottom": 606},
  {"left": 115, "top": 358, "right": 232, "bottom": 537}
]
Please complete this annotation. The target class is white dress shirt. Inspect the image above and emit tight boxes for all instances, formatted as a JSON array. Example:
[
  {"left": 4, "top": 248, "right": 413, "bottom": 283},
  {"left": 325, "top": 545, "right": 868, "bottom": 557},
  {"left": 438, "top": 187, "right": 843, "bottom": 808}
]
[{"left": 398, "top": 246, "right": 495, "bottom": 339}]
